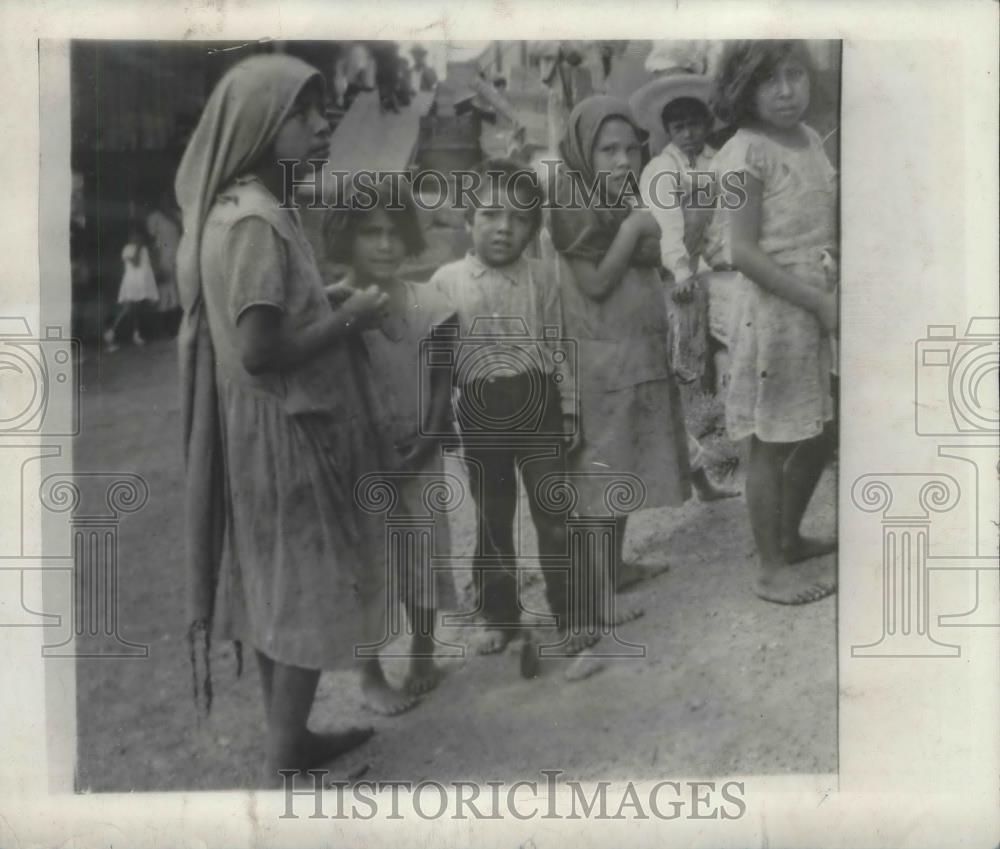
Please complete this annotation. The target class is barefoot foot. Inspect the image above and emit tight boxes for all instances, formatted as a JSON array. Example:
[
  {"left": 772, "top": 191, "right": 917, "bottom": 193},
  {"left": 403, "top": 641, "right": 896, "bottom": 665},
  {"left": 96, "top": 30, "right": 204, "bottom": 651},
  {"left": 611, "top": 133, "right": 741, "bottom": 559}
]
[
  {"left": 754, "top": 563, "right": 836, "bottom": 605},
  {"left": 692, "top": 468, "right": 741, "bottom": 502},
  {"left": 470, "top": 627, "right": 517, "bottom": 655},
  {"left": 262, "top": 726, "right": 375, "bottom": 785},
  {"left": 361, "top": 666, "right": 419, "bottom": 716},
  {"left": 782, "top": 535, "right": 838, "bottom": 564},
  {"left": 598, "top": 597, "right": 645, "bottom": 626},
  {"left": 404, "top": 656, "right": 444, "bottom": 695},
  {"left": 554, "top": 629, "right": 600, "bottom": 656},
  {"left": 564, "top": 647, "right": 605, "bottom": 682},
  {"left": 615, "top": 559, "right": 670, "bottom": 592},
  {"left": 299, "top": 727, "right": 375, "bottom": 770}
]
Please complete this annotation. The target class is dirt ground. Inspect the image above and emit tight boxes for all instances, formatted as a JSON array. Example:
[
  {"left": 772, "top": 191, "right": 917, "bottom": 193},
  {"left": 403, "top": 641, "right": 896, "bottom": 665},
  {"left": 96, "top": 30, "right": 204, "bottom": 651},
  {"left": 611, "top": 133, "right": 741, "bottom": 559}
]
[{"left": 74, "top": 336, "right": 836, "bottom": 792}]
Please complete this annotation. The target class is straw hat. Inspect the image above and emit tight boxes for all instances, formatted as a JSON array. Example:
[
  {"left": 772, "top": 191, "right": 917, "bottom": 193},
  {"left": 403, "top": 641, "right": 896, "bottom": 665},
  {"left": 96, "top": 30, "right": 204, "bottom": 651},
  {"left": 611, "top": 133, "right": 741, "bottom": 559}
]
[{"left": 629, "top": 73, "right": 723, "bottom": 137}]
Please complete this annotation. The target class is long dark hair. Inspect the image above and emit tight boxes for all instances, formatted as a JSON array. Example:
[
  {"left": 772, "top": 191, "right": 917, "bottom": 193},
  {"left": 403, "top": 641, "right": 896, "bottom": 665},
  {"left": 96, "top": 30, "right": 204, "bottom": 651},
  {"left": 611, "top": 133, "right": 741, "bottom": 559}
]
[
  {"left": 324, "top": 177, "right": 426, "bottom": 264},
  {"left": 711, "top": 40, "right": 815, "bottom": 128}
]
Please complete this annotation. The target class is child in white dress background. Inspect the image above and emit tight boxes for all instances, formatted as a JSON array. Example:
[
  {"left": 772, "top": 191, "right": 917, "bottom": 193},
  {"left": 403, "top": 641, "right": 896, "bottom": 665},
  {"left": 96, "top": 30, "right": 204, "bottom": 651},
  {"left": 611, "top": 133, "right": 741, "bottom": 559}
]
[{"left": 104, "top": 223, "right": 158, "bottom": 351}]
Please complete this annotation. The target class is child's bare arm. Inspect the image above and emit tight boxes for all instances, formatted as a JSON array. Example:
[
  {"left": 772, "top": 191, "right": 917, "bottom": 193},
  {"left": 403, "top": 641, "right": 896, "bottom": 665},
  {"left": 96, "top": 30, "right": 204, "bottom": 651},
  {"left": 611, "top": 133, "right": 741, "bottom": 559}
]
[
  {"left": 236, "top": 286, "right": 388, "bottom": 376},
  {"left": 730, "top": 174, "right": 837, "bottom": 333},
  {"left": 568, "top": 209, "right": 657, "bottom": 302}
]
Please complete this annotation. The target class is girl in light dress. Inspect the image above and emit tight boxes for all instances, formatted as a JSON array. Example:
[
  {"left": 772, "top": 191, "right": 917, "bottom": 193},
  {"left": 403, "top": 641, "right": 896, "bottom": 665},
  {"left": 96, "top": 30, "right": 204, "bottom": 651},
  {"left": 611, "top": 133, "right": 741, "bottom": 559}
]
[
  {"left": 104, "top": 223, "right": 158, "bottom": 351},
  {"left": 711, "top": 40, "right": 839, "bottom": 605}
]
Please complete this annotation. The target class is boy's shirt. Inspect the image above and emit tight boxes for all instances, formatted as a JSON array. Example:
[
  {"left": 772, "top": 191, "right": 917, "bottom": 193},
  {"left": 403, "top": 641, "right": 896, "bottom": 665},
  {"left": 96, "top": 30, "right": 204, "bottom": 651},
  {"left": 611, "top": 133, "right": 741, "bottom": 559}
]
[
  {"left": 639, "top": 141, "right": 718, "bottom": 284},
  {"left": 430, "top": 252, "right": 576, "bottom": 417}
]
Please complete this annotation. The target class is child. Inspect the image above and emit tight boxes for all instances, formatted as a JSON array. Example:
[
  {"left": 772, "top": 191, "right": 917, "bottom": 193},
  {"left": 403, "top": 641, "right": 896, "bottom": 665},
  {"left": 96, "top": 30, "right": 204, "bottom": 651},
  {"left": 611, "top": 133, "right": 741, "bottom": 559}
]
[
  {"left": 430, "top": 158, "right": 583, "bottom": 656},
  {"left": 635, "top": 74, "right": 740, "bottom": 502},
  {"left": 325, "top": 180, "right": 457, "bottom": 715},
  {"left": 175, "top": 54, "right": 389, "bottom": 785},
  {"left": 104, "top": 222, "right": 158, "bottom": 351},
  {"left": 548, "top": 96, "right": 692, "bottom": 621},
  {"left": 711, "top": 40, "right": 838, "bottom": 604},
  {"left": 146, "top": 189, "right": 184, "bottom": 338}
]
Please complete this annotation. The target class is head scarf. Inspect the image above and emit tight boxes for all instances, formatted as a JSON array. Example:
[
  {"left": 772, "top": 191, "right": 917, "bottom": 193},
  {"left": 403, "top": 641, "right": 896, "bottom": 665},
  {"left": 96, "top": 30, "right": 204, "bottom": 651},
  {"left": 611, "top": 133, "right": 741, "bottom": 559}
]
[
  {"left": 549, "top": 95, "right": 655, "bottom": 265},
  {"left": 175, "top": 53, "right": 322, "bottom": 712}
]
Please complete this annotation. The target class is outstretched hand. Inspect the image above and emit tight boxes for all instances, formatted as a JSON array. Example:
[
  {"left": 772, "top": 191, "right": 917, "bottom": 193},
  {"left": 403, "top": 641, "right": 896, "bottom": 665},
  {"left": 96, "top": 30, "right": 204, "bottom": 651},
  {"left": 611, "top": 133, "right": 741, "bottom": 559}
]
[{"left": 338, "top": 284, "right": 389, "bottom": 332}]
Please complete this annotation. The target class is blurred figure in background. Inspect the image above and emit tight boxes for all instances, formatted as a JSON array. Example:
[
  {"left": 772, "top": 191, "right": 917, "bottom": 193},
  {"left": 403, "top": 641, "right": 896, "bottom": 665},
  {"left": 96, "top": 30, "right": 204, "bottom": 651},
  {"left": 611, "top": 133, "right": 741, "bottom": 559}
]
[{"left": 146, "top": 189, "right": 183, "bottom": 338}]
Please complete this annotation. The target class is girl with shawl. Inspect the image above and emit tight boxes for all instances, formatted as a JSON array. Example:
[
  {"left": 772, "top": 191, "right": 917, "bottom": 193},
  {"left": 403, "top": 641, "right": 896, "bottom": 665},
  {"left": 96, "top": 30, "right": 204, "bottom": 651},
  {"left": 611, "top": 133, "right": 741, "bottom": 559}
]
[
  {"left": 175, "top": 54, "right": 389, "bottom": 785},
  {"left": 548, "top": 95, "right": 692, "bottom": 624}
]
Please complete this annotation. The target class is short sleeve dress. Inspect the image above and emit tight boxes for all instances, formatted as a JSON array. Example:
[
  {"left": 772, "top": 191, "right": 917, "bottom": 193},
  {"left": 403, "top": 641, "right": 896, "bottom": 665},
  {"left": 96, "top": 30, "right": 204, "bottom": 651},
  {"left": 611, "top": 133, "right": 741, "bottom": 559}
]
[
  {"left": 712, "top": 125, "right": 838, "bottom": 444},
  {"left": 199, "top": 176, "right": 386, "bottom": 670}
]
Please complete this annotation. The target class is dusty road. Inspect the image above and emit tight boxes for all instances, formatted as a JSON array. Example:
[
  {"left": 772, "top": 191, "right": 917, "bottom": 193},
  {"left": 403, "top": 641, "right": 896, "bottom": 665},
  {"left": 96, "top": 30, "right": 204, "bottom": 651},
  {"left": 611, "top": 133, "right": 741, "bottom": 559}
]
[{"left": 74, "top": 337, "right": 836, "bottom": 791}]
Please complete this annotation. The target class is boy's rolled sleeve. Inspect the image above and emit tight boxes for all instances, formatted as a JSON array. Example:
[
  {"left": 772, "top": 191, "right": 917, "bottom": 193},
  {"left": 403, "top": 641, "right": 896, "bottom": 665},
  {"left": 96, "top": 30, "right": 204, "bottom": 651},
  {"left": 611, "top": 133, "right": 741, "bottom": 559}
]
[{"left": 639, "top": 160, "right": 693, "bottom": 283}]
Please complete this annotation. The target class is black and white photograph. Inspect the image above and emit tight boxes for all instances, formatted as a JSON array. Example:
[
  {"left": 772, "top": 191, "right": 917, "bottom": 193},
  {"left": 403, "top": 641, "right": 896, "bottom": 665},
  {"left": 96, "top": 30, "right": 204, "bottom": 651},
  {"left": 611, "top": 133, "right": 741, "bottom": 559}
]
[
  {"left": 66, "top": 36, "right": 842, "bottom": 792},
  {"left": 1, "top": 1, "right": 998, "bottom": 846}
]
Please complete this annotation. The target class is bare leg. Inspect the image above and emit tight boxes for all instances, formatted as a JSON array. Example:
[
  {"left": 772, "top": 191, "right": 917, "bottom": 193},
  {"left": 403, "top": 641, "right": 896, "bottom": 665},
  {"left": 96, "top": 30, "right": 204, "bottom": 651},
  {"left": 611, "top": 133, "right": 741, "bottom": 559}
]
[
  {"left": 403, "top": 602, "right": 443, "bottom": 696},
  {"left": 600, "top": 516, "right": 644, "bottom": 625},
  {"left": 104, "top": 305, "right": 132, "bottom": 349},
  {"left": 747, "top": 436, "right": 835, "bottom": 605},
  {"left": 255, "top": 650, "right": 274, "bottom": 714},
  {"left": 781, "top": 428, "right": 837, "bottom": 563},
  {"left": 263, "top": 660, "right": 374, "bottom": 787}
]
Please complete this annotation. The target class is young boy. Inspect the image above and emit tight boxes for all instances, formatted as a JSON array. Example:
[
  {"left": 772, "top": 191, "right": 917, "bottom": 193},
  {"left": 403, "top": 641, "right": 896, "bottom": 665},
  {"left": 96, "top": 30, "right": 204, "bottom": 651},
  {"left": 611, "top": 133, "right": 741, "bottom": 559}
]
[
  {"left": 636, "top": 79, "right": 738, "bottom": 502},
  {"left": 430, "top": 158, "right": 583, "bottom": 656}
]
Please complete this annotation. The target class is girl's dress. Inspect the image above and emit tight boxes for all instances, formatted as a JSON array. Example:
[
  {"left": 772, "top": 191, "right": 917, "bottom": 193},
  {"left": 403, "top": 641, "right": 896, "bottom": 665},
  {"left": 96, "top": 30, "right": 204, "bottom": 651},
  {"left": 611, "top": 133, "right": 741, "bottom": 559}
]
[
  {"left": 118, "top": 244, "right": 159, "bottom": 304},
  {"left": 199, "top": 175, "right": 385, "bottom": 670},
  {"left": 552, "top": 215, "right": 692, "bottom": 514},
  {"left": 346, "top": 272, "right": 459, "bottom": 619},
  {"left": 713, "top": 124, "right": 837, "bottom": 443},
  {"left": 549, "top": 96, "right": 692, "bottom": 516}
]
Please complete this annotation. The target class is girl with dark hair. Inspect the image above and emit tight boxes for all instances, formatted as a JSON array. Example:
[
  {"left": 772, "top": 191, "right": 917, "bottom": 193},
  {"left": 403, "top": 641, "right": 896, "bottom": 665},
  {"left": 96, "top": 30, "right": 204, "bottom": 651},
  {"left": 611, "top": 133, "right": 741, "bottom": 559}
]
[
  {"left": 325, "top": 180, "right": 457, "bottom": 714},
  {"left": 710, "top": 40, "right": 838, "bottom": 605}
]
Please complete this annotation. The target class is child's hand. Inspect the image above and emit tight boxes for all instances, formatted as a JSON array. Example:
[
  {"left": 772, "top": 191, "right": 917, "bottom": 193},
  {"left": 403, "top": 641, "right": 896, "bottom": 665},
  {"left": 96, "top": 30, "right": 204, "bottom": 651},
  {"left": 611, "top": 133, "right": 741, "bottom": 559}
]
[
  {"left": 671, "top": 275, "right": 696, "bottom": 304},
  {"left": 324, "top": 281, "right": 354, "bottom": 307},
  {"left": 561, "top": 413, "right": 581, "bottom": 454},
  {"left": 817, "top": 290, "right": 838, "bottom": 335},
  {"left": 340, "top": 285, "right": 389, "bottom": 331}
]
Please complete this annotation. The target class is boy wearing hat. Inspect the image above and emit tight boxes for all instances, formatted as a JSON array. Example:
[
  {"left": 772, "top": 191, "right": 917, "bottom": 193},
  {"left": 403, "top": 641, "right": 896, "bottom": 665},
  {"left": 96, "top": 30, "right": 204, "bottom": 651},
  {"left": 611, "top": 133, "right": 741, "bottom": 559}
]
[
  {"left": 633, "top": 72, "right": 739, "bottom": 502},
  {"left": 633, "top": 73, "right": 720, "bottom": 292}
]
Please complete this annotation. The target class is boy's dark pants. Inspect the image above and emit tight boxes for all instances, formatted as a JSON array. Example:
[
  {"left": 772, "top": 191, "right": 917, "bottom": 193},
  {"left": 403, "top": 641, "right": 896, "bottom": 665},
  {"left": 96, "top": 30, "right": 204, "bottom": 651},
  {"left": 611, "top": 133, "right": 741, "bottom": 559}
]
[{"left": 458, "top": 371, "right": 571, "bottom": 632}]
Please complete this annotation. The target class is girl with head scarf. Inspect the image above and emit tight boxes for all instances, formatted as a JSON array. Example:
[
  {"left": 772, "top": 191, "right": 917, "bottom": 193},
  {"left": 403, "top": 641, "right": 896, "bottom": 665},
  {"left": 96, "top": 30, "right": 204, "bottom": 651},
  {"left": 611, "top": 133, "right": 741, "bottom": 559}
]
[
  {"left": 548, "top": 95, "right": 692, "bottom": 629},
  {"left": 175, "top": 53, "right": 389, "bottom": 784}
]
